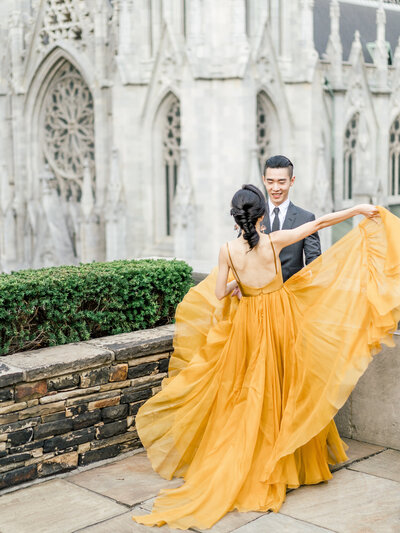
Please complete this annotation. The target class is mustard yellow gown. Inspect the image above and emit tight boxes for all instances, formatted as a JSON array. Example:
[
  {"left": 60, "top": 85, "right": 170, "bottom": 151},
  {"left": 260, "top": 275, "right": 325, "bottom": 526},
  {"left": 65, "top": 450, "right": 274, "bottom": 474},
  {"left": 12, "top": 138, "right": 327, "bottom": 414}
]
[{"left": 132, "top": 207, "right": 400, "bottom": 530}]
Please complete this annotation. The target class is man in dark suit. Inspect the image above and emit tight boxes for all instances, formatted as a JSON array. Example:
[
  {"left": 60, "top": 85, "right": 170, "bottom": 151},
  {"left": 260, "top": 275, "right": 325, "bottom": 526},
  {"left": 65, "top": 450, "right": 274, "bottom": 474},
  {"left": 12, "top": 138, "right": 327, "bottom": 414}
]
[{"left": 261, "top": 155, "right": 321, "bottom": 282}]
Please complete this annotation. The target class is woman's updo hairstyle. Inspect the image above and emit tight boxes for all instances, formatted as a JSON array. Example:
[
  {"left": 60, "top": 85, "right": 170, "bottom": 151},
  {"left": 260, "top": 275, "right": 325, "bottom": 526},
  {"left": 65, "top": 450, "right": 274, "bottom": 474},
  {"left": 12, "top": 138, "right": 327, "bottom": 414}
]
[{"left": 230, "top": 184, "right": 266, "bottom": 250}]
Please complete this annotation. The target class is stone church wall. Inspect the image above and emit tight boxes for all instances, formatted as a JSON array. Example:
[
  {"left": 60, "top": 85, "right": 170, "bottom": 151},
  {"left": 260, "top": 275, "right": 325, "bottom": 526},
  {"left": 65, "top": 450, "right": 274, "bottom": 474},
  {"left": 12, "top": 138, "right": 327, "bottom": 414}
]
[{"left": 0, "top": 1, "right": 399, "bottom": 272}]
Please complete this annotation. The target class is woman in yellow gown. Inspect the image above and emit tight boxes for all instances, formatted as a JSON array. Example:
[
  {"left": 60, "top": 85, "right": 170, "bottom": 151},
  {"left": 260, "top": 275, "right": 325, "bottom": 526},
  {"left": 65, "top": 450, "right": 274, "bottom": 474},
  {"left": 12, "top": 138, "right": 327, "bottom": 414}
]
[{"left": 132, "top": 184, "right": 400, "bottom": 530}]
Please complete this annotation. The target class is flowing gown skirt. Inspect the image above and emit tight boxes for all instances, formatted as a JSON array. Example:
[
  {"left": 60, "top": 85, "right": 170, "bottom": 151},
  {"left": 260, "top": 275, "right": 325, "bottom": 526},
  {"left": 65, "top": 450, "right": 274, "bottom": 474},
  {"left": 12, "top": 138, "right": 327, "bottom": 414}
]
[{"left": 132, "top": 207, "right": 400, "bottom": 530}]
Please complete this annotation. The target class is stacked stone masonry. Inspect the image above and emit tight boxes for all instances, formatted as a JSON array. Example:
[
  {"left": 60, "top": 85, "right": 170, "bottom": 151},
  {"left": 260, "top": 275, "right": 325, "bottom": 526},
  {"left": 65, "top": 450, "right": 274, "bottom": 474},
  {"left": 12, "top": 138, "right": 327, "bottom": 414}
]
[{"left": 0, "top": 325, "right": 174, "bottom": 490}]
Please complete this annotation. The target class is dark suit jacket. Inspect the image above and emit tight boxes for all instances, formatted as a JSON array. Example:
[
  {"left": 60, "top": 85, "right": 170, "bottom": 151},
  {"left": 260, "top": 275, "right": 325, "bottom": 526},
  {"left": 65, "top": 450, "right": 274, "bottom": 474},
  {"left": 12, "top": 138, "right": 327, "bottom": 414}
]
[{"left": 261, "top": 201, "right": 321, "bottom": 282}]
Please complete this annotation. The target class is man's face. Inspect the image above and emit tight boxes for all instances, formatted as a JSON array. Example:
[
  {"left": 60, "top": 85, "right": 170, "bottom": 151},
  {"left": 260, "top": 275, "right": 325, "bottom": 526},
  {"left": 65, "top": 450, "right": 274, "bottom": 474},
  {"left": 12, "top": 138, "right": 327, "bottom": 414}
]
[{"left": 263, "top": 167, "right": 295, "bottom": 206}]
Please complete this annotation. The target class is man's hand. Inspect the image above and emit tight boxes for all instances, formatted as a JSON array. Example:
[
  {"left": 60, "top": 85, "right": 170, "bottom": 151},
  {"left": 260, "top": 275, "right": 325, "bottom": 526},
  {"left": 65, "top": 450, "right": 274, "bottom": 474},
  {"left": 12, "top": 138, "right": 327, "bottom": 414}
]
[{"left": 231, "top": 286, "right": 242, "bottom": 300}]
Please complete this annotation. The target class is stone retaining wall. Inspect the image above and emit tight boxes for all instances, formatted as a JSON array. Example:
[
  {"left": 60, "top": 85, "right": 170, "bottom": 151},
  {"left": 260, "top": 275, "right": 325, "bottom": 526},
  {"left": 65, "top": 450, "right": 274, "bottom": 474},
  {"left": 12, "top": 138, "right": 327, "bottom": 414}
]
[
  {"left": 335, "top": 333, "right": 400, "bottom": 450},
  {"left": 0, "top": 325, "right": 174, "bottom": 490}
]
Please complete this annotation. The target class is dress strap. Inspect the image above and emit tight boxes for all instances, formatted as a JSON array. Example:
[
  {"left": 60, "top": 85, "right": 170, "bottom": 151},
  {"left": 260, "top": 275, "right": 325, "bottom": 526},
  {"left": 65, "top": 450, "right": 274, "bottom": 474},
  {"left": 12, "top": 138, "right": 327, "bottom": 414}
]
[
  {"left": 226, "top": 243, "right": 242, "bottom": 288},
  {"left": 268, "top": 234, "right": 278, "bottom": 274}
]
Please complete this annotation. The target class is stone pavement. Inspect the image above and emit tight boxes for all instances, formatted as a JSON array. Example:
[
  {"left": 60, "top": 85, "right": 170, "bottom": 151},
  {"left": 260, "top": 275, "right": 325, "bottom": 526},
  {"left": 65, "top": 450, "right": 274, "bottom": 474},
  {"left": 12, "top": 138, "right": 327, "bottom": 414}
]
[{"left": 0, "top": 439, "right": 399, "bottom": 533}]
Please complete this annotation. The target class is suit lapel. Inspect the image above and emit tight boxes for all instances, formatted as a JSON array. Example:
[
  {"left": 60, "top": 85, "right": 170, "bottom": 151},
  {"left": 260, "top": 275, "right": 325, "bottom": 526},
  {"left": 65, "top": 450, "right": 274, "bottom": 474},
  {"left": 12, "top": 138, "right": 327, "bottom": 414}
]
[
  {"left": 261, "top": 202, "right": 271, "bottom": 233},
  {"left": 282, "top": 201, "right": 297, "bottom": 230}
]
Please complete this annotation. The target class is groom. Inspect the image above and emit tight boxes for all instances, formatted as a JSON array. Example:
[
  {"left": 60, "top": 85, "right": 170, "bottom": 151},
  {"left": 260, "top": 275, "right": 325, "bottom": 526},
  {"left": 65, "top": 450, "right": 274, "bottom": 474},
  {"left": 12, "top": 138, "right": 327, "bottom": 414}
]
[{"left": 261, "top": 155, "right": 321, "bottom": 282}]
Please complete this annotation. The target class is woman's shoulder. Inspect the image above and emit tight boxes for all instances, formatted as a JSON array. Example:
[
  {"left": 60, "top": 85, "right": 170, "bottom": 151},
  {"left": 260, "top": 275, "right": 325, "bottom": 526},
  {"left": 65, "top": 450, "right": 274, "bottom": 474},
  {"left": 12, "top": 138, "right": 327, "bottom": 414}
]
[{"left": 224, "top": 237, "right": 241, "bottom": 249}]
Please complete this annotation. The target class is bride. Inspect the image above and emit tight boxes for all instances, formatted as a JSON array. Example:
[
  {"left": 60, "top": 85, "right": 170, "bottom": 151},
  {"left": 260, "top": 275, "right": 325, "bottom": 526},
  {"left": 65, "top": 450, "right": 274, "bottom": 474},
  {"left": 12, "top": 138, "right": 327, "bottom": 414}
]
[{"left": 133, "top": 184, "right": 399, "bottom": 530}]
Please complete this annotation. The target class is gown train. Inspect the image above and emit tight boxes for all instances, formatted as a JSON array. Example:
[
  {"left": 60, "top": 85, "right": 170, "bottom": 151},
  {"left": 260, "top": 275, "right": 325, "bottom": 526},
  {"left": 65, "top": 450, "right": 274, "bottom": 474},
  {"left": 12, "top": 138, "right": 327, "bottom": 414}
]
[{"left": 132, "top": 207, "right": 400, "bottom": 530}]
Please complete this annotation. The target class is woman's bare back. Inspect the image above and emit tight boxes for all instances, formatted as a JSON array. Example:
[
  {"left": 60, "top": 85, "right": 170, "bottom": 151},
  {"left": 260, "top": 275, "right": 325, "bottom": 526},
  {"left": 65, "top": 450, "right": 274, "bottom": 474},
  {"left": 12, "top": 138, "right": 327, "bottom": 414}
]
[{"left": 227, "top": 234, "right": 279, "bottom": 288}]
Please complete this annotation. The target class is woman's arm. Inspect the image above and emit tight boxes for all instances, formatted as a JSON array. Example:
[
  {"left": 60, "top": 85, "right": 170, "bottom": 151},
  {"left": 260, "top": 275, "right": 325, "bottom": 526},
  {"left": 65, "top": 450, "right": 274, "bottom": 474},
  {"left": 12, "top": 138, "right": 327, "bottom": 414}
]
[
  {"left": 273, "top": 204, "right": 379, "bottom": 252},
  {"left": 215, "top": 245, "right": 238, "bottom": 300}
]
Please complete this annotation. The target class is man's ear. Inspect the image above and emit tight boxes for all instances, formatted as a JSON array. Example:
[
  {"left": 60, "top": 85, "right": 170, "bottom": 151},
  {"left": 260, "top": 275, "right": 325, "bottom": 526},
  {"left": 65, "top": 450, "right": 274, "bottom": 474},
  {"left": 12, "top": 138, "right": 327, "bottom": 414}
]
[{"left": 290, "top": 176, "right": 296, "bottom": 186}]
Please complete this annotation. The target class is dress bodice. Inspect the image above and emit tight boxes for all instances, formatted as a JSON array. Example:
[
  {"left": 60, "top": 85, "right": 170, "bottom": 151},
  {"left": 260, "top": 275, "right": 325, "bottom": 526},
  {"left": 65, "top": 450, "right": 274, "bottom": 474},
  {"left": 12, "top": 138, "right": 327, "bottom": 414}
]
[
  {"left": 239, "top": 268, "right": 283, "bottom": 297},
  {"left": 226, "top": 236, "right": 284, "bottom": 297}
]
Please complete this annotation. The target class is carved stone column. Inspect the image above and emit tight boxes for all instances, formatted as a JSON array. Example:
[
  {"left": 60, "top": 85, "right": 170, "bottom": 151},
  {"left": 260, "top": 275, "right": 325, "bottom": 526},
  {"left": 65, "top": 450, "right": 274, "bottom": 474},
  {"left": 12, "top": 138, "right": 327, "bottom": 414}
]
[
  {"left": 105, "top": 148, "right": 126, "bottom": 262},
  {"left": 173, "top": 148, "right": 195, "bottom": 260},
  {"left": 80, "top": 160, "right": 99, "bottom": 263},
  {"left": 94, "top": 0, "right": 108, "bottom": 83},
  {"left": 9, "top": 11, "right": 23, "bottom": 93},
  {"left": 312, "top": 143, "right": 333, "bottom": 250},
  {"left": 116, "top": 0, "right": 152, "bottom": 83},
  {"left": 0, "top": 164, "right": 14, "bottom": 272},
  {"left": 39, "top": 165, "right": 76, "bottom": 267},
  {"left": 118, "top": 0, "right": 134, "bottom": 55},
  {"left": 186, "top": 0, "right": 203, "bottom": 58},
  {"left": 354, "top": 114, "right": 373, "bottom": 201}
]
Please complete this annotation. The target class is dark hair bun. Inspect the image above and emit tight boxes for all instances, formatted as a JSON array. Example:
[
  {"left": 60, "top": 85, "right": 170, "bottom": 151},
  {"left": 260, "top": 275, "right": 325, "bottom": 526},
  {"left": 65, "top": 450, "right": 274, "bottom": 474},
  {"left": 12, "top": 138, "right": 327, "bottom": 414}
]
[{"left": 230, "top": 184, "right": 266, "bottom": 250}]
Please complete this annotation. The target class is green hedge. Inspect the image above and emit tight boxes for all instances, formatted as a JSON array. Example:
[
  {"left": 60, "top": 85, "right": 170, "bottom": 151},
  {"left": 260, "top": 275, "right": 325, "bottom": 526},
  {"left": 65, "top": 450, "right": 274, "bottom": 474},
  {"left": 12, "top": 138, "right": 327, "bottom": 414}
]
[{"left": 0, "top": 259, "right": 193, "bottom": 356}]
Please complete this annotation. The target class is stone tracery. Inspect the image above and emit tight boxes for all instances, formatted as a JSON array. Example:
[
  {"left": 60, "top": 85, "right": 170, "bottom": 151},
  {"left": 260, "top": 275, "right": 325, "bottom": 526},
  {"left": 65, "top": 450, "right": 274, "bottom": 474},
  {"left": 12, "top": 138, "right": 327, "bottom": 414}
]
[
  {"left": 39, "top": 0, "right": 92, "bottom": 48},
  {"left": 163, "top": 96, "right": 181, "bottom": 236},
  {"left": 343, "top": 113, "right": 359, "bottom": 200},
  {"left": 256, "top": 92, "right": 272, "bottom": 174},
  {"left": 42, "top": 61, "right": 95, "bottom": 201}
]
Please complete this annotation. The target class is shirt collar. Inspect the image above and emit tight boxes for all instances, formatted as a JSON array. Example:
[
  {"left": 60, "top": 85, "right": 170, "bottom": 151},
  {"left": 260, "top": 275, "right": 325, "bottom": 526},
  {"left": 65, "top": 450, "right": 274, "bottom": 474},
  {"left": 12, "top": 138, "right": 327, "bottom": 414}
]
[{"left": 268, "top": 197, "right": 290, "bottom": 214}]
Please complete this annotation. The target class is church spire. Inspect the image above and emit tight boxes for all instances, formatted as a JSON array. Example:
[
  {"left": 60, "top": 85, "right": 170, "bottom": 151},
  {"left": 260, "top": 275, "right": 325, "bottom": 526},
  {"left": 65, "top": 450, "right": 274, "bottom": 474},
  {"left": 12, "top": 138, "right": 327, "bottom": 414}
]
[
  {"left": 326, "top": 0, "right": 343, "bottom": 86},
  {"left": 349, "top": 30, "right": 363, "bottom": 65},
  {"left": 374, "top": 0, "right": 388, "bottom": 88}
]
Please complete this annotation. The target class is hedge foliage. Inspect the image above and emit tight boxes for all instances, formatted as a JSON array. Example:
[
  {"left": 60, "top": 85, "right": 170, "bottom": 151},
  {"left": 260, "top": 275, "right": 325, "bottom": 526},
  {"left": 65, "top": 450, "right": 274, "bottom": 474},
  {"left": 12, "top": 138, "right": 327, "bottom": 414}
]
[{"left": 0, "top": 258, "right": 193, "bottom": 356}]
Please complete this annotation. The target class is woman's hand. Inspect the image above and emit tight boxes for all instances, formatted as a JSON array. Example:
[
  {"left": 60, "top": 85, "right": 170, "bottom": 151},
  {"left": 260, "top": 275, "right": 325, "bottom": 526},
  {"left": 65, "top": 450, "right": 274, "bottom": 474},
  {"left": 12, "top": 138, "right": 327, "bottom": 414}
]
[
  {"left": 356, "top": 204, "right": 380, "bottom": 219},
  {"left": 231, "top": 285, "right": 242, "bottom": 300},
  {"left": 226, "top": 279, "right": 238, "bottom": 297}
]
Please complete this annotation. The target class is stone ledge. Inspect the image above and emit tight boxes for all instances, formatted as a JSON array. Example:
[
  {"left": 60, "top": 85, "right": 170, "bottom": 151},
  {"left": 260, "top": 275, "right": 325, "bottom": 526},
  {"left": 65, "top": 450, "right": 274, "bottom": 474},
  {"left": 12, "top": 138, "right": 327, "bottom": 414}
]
[
  {"left": 85, "top": 324, "right": 174, "bottom": 361},
  {"left": 0, "top": 363, "right": 24, "bottom": 388},
  {"left": 0, "top": 324, "right": 175, "bottom": 384},
  {"left": 2, "top": 344, "right": 114, "bottom": 384}
]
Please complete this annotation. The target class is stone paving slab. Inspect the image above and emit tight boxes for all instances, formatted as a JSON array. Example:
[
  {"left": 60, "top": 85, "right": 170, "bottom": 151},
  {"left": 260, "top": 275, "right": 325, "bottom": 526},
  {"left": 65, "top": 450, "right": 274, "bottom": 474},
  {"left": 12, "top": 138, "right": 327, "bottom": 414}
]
[
  {"left": 234, "top": 513, "right": 334, "bottom": 532},
  {"left": 347, "top": 448, "right": 400, "bottom": 482},
  {"left": 192, "top": 511, "right": 264, "bottom": 533},
  {"left": 68, "top": 452, "right": 181, "bottom": 506},
  {"left": 279, "top": 468, "right": 400, "bottom": 533},
  {"left": 77, "top": 507, "right": 181, "bottom": 533},
  {"left": 138, "top": 496, "right": 264, "bottom": 533},
  {"left": 2, "top": 440, "right": 399, "bottom": 533},
  {"left": 330, "top": 438, "right": 386, "bottom": 471},
  {"left": 139, "top": 497, "right": 264, "bottom": 533},
  {"left": 0, "top": 478, "right": 125, "bottom": 533}
]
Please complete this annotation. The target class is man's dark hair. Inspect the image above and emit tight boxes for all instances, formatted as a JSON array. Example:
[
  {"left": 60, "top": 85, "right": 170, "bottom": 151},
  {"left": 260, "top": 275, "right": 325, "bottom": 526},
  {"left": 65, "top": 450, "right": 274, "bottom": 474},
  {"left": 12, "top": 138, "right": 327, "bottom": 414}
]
[{"left": 263, "top": 155, "right": 294, "bottom": 178}]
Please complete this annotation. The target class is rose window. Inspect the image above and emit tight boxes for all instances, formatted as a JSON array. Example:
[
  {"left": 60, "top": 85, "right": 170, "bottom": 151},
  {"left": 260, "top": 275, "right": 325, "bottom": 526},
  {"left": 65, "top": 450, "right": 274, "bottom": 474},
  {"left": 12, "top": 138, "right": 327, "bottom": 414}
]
[{"left": 43, "top": 62, "right": 95, "bottom": 198}]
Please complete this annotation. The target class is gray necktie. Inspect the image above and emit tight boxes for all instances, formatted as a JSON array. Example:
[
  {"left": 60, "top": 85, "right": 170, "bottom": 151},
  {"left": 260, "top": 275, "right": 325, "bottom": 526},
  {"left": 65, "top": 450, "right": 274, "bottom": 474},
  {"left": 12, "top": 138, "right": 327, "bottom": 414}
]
[{"left": 272, "top": 207, "right": 280, "bottom": 232}]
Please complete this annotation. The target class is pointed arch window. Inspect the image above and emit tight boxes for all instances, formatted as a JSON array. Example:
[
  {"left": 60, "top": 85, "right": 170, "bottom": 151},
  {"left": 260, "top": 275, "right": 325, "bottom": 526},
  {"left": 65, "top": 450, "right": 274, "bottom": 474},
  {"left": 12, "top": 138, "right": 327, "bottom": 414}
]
[
  {"left": 256, "top": 92, "right": 273, "bottom": 174},
  {"left": 343, "top": 113, "right": 359, "bottom": 200},
  {"left": 42, "top": 60, "right": 95, "bottom": 202},
  {"left": 389, "top": 115, "right": 400, "bottom": 196},
  {"left": 163, "top": 97, "right": 181, "bottom": 236}
]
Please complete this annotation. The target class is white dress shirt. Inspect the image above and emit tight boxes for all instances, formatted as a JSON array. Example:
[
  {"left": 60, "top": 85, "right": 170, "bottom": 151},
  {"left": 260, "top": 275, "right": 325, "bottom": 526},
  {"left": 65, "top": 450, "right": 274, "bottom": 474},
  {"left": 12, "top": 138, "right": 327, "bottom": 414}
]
[{"left": 268, "top": 197, "right": 290, "bottom": 231}]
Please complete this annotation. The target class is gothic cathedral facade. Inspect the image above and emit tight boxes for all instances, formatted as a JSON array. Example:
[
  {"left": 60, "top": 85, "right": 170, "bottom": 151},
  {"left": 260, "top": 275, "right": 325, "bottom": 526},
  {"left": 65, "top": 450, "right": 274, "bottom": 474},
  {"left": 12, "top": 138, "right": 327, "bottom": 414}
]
[{"left": 0, "top": 0, "right": 399, "bottom": 272}]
